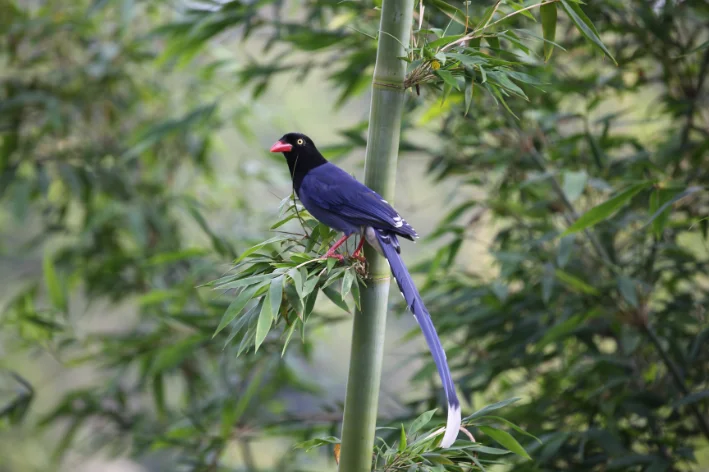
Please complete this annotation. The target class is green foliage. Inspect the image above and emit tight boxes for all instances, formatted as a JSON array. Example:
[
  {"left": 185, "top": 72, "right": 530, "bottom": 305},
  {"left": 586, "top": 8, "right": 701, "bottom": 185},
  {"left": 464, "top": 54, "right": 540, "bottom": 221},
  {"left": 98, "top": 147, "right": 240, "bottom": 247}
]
[
  {"left": 297, "top": 402, "right": 534, "bottom": 471},
  {"left": 209, "top": 200, "right": 364, "bottom": 356},
  {"left": 2, "top": 0, "right": 709, "bottom": 471}
]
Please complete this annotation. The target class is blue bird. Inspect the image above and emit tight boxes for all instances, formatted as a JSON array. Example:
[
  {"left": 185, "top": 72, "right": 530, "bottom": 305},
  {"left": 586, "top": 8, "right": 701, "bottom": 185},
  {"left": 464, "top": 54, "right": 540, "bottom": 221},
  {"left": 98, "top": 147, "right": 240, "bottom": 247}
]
[{"left": 270, "top": 132, "right": 461, "bottom": 448}]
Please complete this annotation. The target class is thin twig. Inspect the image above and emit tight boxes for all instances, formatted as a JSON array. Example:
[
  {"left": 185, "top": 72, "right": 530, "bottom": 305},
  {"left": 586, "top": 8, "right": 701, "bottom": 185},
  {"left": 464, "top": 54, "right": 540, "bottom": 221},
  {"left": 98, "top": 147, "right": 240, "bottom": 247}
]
[{"left": 441, "top": 0, "right": 559, "bottom": 52}]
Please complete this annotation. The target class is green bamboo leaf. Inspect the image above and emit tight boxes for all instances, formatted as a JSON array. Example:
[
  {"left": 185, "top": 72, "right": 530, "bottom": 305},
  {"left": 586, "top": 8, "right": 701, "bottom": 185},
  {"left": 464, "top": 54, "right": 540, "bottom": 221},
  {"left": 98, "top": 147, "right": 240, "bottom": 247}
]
[
  {"left": 617, "top": 275, "right": 638, "bottom": 308},
  {"left": 445, "top": 53, "right": 484, "bottom": 67},
  {"left": 43, "top": 251, "right": 66, "bottom": 313},
  {"left": 422, "top": 453, "right": 455, "bottom": 465},
  {"left": 430, "top": 0, "right": 468, "bottom": 26},
  {"left": 213, "top": 273, "right": 276, "bottom": 291},
  {"left": 435, "top": 69, "right": 460, "bottom": 90},
  {"left": 464, "top": 76, "right": 474, "bottom": 116},
  {"left": 562, "top": 182, "right": 652, "bottom": 235},
  {"left": 350, "top": 273, "right": 361, "bottom": 309},
  {"left": 672, "top": 390, "right": 709, "bottom": 408},
  {"left": 341, "top": 269, "right": 355, "bottom": 299},
  {"left": 536, "top": 311, "right": 598, "bottom": 347},
  {"left": 474, "top": 0, "right": 501, "bottom": 31},
  {"left": 555, "top": 269, "right": 599, "bottom": 295},
  {"left": 408, "top": 408, "right": 437, "bottom": 435},
  {"left": 294, "top": 436, "right": 341, "bottom": 452},
  {"left": 644, "top": 186, "right": 702, "bottom": 232},
  {"left": 557, "top": 234, "right": 574, "bottom": 267},
  {"left": 288, "top": 267, "right": 304, "bottom": 300},
  {"left": 540, "top": 2, "right": 557, "bottom": 61},
  {"left": 214, "top": 282, "right": 267, "bottom": 336},
  {"left": 467, "top": 397, "right": 521, "bottom": 420},
  {"left": 269, "top": 275, "right": 284, "bottom": 319},
  {"left": 468, "top": 445, "right": 512, "bottom": 455},
  {"left": 509, "top": 2, "right": 536, "bottom": 21},
  {"left": 254, "top": 295, "right": 272, "bottom": 352},
  {"left": 323, "top": 286, "right": 351, "bottom": 313},
  {"left": 428, "top": 34, "right": 465, "bottom": 49},
  {"left": 476, "top": 416, "right": 541, "bottom": 443},
  {"left": 281, "top": 320, "right": 298, "bottom": 357},
  {"left": 235, "top": 236, "right": 290, "bottom": 263},
  {"left": 224, "top": 303, "right": 260, "bottom": 347},
  {"left": 560, "top": 0, "right": 616, "bottom": 64},
  {"left": 486, "top": 36, "right": 500, "bottom": 50},
  {"left": 542, "top": 262, "right": 554, "bottom": 304},
  {"left": 478, "top": 425, "right": 531, "bottom": 459},
  {"left": 562, "top": 170, "right": 588, "bottom": 202},
  {"left": 398, "top": 424, "right": 407, "bottom": 452}
]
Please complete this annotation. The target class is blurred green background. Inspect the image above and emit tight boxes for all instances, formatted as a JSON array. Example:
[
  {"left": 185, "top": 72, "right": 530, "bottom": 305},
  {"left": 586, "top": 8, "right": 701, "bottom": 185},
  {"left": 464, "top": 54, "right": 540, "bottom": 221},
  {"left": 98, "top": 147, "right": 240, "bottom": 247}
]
[{"left": 1, "top": 0, "right": 708, "bottom": 471}]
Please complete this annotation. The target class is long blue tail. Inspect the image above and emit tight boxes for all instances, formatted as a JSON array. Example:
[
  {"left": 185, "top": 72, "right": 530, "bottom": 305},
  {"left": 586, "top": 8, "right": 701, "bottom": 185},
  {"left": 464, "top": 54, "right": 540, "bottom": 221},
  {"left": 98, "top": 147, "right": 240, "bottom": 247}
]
[{"left": 367, "top": 227, "right": 461, "bottom": 448}]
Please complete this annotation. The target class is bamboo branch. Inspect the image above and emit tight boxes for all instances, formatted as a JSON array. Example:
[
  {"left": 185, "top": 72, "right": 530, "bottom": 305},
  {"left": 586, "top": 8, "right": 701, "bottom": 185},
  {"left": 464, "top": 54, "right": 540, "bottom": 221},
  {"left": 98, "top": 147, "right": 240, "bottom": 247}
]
[{"left": 338, "top": 0, "right": 415, "bottom": 470}]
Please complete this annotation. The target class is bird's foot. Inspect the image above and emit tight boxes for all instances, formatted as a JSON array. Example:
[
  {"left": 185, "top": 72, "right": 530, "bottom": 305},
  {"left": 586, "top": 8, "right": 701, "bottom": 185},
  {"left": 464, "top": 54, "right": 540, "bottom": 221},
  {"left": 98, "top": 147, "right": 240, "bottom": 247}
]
[
  {"left": 351, "top": 250, "right": 366, "bottom": 262},
  {"left": 319, "top": 252, "right": 344, "bottom": 262}
]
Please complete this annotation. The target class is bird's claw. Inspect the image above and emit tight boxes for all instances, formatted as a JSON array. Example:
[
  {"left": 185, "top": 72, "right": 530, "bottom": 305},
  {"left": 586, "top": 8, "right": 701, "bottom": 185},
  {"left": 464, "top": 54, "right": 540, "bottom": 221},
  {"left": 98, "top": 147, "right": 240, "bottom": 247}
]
[
  {"left": 319, "top": 253, "right": 344, "bottom": 262},
  {"left": 351, "top": 251, "right": 366, "bottom": 262}
]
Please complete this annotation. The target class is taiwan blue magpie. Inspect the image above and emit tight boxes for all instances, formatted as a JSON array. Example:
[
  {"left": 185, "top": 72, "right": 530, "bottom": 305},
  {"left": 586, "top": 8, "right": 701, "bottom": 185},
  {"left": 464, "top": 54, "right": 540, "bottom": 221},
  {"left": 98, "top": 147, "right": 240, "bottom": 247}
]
[{"left": 270, "top": 132, "right": 460, "bottom": 448}]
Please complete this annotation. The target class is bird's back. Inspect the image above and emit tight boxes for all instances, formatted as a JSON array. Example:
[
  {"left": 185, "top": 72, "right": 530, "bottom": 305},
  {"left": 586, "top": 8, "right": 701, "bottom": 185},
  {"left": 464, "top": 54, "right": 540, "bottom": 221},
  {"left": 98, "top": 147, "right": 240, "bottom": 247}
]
[{"left": 299, "top": 163, "right": 418, "bottom": 240}]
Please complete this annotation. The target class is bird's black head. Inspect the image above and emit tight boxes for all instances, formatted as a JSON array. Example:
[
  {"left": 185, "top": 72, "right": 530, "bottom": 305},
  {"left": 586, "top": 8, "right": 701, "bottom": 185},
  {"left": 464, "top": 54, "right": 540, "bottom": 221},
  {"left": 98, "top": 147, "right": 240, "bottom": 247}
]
[{"left": 270, "top": 132, "right": 327, "bottom": 190}]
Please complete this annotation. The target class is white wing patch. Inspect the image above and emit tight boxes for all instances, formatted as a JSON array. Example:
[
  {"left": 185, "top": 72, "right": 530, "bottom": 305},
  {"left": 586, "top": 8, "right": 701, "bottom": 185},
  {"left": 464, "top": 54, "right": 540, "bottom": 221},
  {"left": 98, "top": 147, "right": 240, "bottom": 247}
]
[{"left": 393, "top": 215, "right": 404, "bottom": 228}]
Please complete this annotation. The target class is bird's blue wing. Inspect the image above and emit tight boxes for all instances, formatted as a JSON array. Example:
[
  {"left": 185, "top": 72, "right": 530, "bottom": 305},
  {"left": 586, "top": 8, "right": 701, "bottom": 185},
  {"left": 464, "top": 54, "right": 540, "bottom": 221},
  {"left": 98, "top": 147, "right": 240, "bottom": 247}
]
[{"left": 301, "top": 163, "right": 418, "bottom": 239}]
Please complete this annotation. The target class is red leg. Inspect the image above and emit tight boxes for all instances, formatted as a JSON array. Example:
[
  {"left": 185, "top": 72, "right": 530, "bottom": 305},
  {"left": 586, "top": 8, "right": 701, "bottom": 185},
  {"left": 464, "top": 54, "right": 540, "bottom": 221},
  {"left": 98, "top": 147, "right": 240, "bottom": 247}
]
[
  {"left": 320, "top": 234, "right": 351, "bottom": 261},
  {"left": 352, "top": 236, "right": 366, "bottom": 261}
]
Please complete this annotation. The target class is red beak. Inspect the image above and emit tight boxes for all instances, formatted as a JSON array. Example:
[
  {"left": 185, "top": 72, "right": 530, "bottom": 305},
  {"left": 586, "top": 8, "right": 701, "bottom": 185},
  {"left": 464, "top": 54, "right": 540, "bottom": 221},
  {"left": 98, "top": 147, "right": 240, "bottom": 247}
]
[{"left": 270, "top": 140, "right": 293, "bottom": 153}]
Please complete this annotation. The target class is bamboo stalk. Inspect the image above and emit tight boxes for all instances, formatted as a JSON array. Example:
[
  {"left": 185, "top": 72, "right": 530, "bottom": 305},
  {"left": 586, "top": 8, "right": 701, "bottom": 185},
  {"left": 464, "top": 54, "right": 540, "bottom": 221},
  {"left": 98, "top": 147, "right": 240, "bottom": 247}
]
[{"left": 339, "top": 0, "right": 414, "bottom": 470}]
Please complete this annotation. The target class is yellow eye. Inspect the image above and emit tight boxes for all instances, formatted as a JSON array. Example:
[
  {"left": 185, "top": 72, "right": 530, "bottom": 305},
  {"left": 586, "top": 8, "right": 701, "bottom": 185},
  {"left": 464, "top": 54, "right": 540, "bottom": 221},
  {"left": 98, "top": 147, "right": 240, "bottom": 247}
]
[{"left": 296, "top": 138, "right": 304, "bottom": 145}]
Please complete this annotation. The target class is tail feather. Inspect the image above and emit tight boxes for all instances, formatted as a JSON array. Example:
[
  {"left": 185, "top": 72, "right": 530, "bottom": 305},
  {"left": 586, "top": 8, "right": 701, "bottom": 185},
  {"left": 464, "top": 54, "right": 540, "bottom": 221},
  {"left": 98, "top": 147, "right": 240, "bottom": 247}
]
[{"left": 367, "top": 227, "right": 461, "bottom": 448}]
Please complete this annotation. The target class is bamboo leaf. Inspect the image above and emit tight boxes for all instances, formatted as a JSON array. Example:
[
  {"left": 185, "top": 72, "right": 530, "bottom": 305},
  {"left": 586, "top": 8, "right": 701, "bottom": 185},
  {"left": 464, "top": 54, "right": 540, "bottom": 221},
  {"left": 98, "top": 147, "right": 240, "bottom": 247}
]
[
  {"left": 540, "top": 2, "right": 557, "bottom": 61},
  {"left": 323, "top": 286, "right": 351, "bottom": 313},
  {"left": 644, "top": 186, "right": 702, "bottom": 231},
  {"left": 430, "top": 0, "right": 468, "bottom": 26},
  {"left": 408, "top": 408, "right": 437, "bottom": 435},
  {"left": 560, "top": 0, "right": 616, "bottom": 64},
  {"left": 617, "top": 275, "right": 638, "bottom": 308},
  {"left": 555, "top": 269, "right": 598, "bottom": 295},
  {"left": 474, "top": 0, "right": 501, "bottom": 31},
  {"left": 288, "top": 267, "right": 304, "bottom": 300},
  {"left": 466, "top": 398, "right": 520, "bottom": 420},
  {"left": 398, "top": 424, "right": 407, "bottom": 452},
  {"left": 562, "top": 170, "right": 587, "bottom": 202},
  {"left": 281, "top": 320, "right": 298, "bottom": 356},
  {"left": 269, "top": 275, "right": 284, "bottom": 319},
  {"left": 235, "top": 236, "right": 290, "bottom": 263},
  {"left": 464, "top": 76, "right": 474, "bottom": 116},
  {"left": 478, "top": 425, "right": 531, "bottom": 459},
  {"left": 43, "top": 251, "right": 67, "bottom": 313},
  {"left": 254, "top": 295, "right": 272, "bottom": 352},
  {"left": 562, "top": 182, "right": 652, "bottom": 235},
  {"left": 435, "top": 69, "right": 460, "bottom": 90},
  {"left": 341, "top": 269, "right": 355, "bottom": 299},
  {"left": 476, "top": 416, "right": 541, "bottom": 443},
  {"left": 214, "top": 282, "right": 268, "bottom": 336}
]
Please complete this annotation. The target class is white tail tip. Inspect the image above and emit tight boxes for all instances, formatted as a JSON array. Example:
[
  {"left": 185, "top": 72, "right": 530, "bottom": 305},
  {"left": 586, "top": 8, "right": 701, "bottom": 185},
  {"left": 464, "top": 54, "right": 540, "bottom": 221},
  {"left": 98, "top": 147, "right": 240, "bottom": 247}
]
[{"left": 440, "top": 403, "right": 461, "bottom": 448}]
